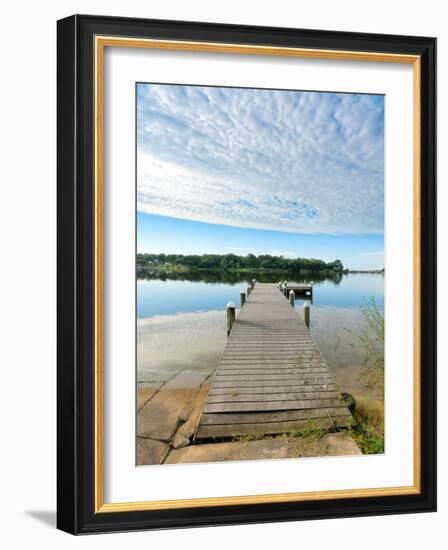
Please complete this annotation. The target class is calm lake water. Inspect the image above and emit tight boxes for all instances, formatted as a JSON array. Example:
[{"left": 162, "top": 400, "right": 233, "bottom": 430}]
[
  {"left": 137, "top": 272, "right": 384, "bottom": 399},
  {"left": 137, "top": 272, "right": 383, "bottom": 318}
]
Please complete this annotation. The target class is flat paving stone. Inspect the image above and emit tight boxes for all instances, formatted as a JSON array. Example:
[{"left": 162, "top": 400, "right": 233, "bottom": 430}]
[
  {"left": 136, "top": 437, "right": 170, "bottom": 466},
  {"left": 165, "top": 432, "right": 361, "bottom": 464},
  {"left": 137, "top": 370, "right": 210, "bottom": 441},
  {"left": 137, "top": 382, "right": 164, "bottom": 411}
]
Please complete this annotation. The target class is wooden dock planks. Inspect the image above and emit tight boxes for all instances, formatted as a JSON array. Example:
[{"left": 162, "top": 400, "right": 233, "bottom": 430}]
[{"left": 195, "top": 283, "right": 352, "bottom": 440}]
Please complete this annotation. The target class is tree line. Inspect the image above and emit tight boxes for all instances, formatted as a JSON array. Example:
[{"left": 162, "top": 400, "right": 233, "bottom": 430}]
[{"left": 137, "top": 252, "right": 344, "bottom": 273}]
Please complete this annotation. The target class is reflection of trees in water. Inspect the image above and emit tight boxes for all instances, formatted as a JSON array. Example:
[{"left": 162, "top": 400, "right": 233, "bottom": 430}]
[
  {"left": 330, "top": 272, "right": 343, "bottom": 285},
  {"left": 137, "top": 269, "right": 347, "bottom": 286}
]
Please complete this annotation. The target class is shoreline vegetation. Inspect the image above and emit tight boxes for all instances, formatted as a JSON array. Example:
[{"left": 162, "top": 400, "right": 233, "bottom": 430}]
[
  {"left": 345, "top": 297, "right": 385, "bottom": 453},
  {"left": 137, "top": 252, "right": 384, "bottom": 277}
]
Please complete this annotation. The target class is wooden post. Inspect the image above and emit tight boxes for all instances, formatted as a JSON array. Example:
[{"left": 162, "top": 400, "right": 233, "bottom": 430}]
[
  {"left": 303, "top": 300, "right": 310, "bottom": 328},
  {"left": 283, "top": 281, "right": 288, "bottom": 296},
  {"left": 341, "top": 392, "right": 356, "bottom": 415},
  {"left": 240, "top": 290, "right": 246, "bottom": 309},
  {"left": 226, "top": 301, "right": 236, "bottom": 337},
  {"left": 251, "top": 278, "right": 256, "bottom": 290},
  {"left": 289, "top": 289, "right": 295, "bottom": 307},
  {"left": 247, "top": 285, "right": 251, "bottom": 297}
]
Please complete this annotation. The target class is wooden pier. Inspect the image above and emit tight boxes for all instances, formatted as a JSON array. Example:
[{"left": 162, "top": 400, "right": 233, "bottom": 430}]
[
  {"left": 280, "top": 281, "right": 313, "bottom": 298},
  {"left": 195, "top": 283, "right": 353, "bottom": 440}
]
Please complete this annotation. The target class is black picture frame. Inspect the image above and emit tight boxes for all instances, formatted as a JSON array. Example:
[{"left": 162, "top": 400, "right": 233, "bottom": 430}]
[{"left": 57, "top": 14, "right": 436, "bottom": 534}]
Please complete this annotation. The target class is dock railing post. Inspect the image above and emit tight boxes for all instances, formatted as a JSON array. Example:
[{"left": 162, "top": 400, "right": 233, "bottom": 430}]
[
  {"left": 240, "top": 290, "right": 246, "bottom": 309},
  {"left": 247, "top": 285, "right": 251, "bottom": 297},
  {"left": 226, "top": 301, "right": 236, "bottom": 337},
  {"left": 289, "top": 289, "right": 295, "bottom": 307},
  {"left": 303, "top": 300, "right": 310, "bottom": 328}
]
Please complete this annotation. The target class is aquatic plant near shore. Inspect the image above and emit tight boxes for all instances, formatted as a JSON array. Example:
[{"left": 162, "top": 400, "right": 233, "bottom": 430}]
[
  {"left": 348, "top": 295, "right": 385, "bottom": 395},
  {"left": 343, "top": 297, "right": 385, "bottom": 454}
]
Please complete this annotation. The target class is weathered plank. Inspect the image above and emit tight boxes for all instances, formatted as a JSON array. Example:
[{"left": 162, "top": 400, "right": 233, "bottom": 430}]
[
  {"left": 219, "top": 359, "right": 327, "bottom": 365},
  {"left": 221, "top": 354, "right": 317, "bottom": 359},
  {"left": 206, "top": 391, "right": 341, "bottom": 403},
  {"left": 200, "top": 407, "right": 351, "bottom": 425},
  {"left": 196, "top": 283, "right": 352, "bottom": 440},
  {"left": 204, "top": 398, "right": 345, "bottom": 414},
  {"left": 214, "top": 374, "right": 334, "bottom": 382},
  {"left": 209, "top": 384, "right": 338, "bottom": 395},
  {"left": 217, "top": 367, "right": 329, "bottom": 374},
  {"left": 213, "top": 378, "right": 335, "bottom": 389},
  {"left": 196, "top": 417, "right": 350, "bottom": 439},
  {"left": 218, "top": 367, "right": 327, "bottom": 373}
]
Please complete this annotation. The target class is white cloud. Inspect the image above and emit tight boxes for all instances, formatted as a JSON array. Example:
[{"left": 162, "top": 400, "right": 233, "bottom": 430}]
[{"left": 137, "top": 85, "right": 384, "bottom": 235}]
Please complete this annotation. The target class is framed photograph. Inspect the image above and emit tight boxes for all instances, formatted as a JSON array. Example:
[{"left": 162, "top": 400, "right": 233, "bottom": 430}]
[{"left": 57, "top": 15, "right": 436, "bottom": 534}]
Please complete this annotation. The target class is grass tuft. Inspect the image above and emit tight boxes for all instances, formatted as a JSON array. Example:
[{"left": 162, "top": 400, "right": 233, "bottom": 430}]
[{"left": 349, "top": 398, "right": 384, "bottom": 454}]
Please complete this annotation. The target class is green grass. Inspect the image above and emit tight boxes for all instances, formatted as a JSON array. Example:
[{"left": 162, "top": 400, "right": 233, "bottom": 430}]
[
  {"left": 231, "top": 433, "right": 266, "bottom": 442},
  {"left": 284, "top": 425, "right": 326, "bottom": 440},
  {"left": 229, "top": 422, "right": 326, "bottom": 443},
  {"left": 349, "top": 398, "right": 385, "bottom": 454},
  {"left": 271, "top": 421, "right": 326, "bottom": 441},
  {"left": 351, "top": 430, "right": 384, "bottom": 454},
  {"left": 213, "top": 405, "right": 385, "bottom": 455}
]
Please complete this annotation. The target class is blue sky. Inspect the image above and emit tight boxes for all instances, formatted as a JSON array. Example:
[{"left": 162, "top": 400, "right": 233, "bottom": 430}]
[{"left": 137, "top": 84, "right": 384, "bottom": 270}]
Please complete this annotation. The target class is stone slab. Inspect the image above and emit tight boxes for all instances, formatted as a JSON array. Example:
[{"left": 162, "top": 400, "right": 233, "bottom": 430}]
[
  {"left": 136, "top": 437, "right": 170, "bottom": 466},
  {"left": 137, "top": 382, "right": 164, "bottom": 411},
  {"left": 165, "top": 432, "right": 361, "bottom": 464},
  {"left": 137, "top": 370, "right": 210, "bottom": 441}
]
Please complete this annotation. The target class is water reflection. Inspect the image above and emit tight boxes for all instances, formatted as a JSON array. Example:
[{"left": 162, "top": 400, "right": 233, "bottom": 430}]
[
  {"left": 138, "top": 268, "right": 345, "bottom": 285},
  {"left": 137, "top": 272, "right": 384, "bottom": 318}
]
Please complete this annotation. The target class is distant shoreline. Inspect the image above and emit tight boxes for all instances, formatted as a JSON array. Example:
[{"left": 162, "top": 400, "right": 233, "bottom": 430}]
[
  {"left": 347, "top": 268, "right": 385, "bottom": 274},
  {"left": 136, "top": 264, "right": 385, "bottom": 276},
  {"left": 137, "top": 252, "right": 344, "bottom": 274},
  {"left": 137, "top": 252, "right": 384, "bottom": 276}
]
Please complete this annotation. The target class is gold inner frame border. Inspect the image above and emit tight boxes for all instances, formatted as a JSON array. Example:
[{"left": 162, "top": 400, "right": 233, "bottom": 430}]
[{"left": 94, "top": 36, "right": 421, "bottom": 513}]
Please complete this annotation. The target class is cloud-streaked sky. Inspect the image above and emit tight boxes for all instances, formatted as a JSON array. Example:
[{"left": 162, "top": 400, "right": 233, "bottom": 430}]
[
  {"left": 137, "top": 212, "right": 384, "bottom": 270},
  {"left": 137, "top": 83, "right": 384, "bottom": 269}
]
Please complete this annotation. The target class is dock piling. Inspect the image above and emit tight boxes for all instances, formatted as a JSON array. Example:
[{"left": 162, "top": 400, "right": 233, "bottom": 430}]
[
  {"left": 303, "top": 300, "right": 310, "bottom": 328},
  {"left": 240, "top": 290, "right": 246, "bottom": 309},
  {"left": 247, "top": 285, "right": 251, "bottom": 297},
  {"left": 226, "top": 301, "right": 236, "bottom": 337},
  {"left": 251, "top": 279, "right": 256, "bottom": 290},
  {"left": 341, "top": 393, "right": 356, "bottom": 415},
  {"left": 289, "top": 289, "right": 295, "bottom": 307}
]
